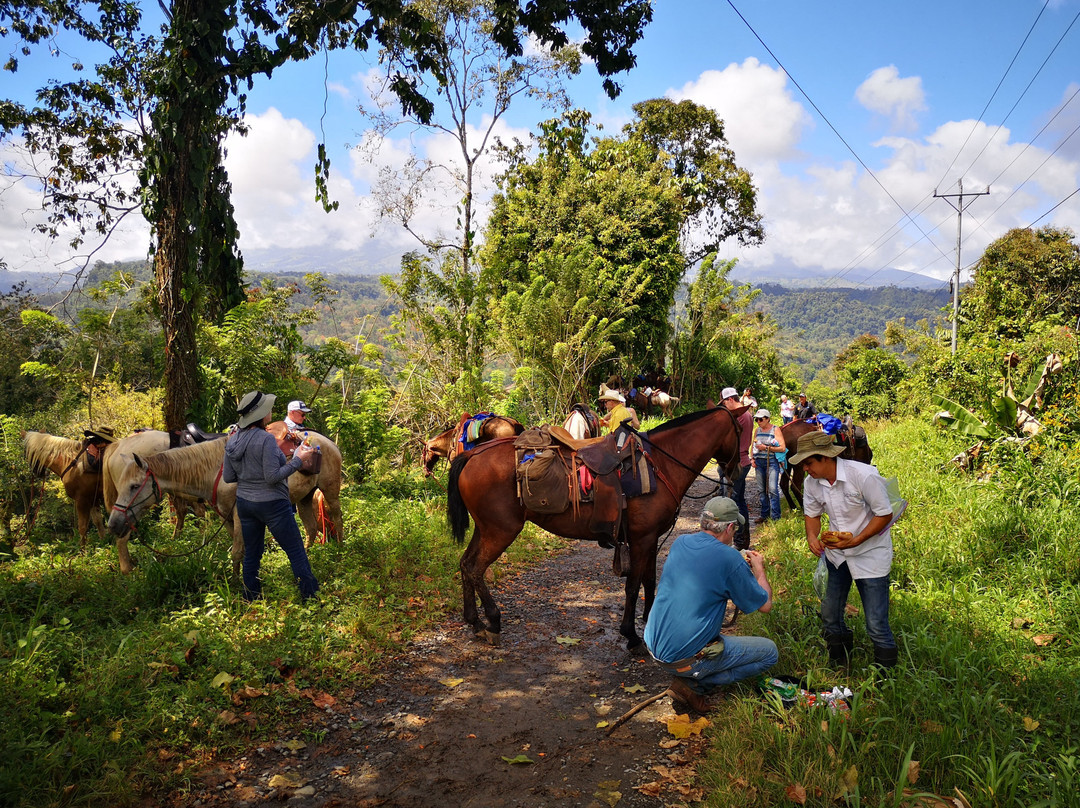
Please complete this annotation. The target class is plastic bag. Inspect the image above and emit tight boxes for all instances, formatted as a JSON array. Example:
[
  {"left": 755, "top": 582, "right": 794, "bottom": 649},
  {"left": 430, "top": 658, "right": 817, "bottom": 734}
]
[
  {"left": 813, "top": 554, "right": 828, "bottom": 599},
  {"left": 882, "top": 476, "right": 908, "bottom": 532}
]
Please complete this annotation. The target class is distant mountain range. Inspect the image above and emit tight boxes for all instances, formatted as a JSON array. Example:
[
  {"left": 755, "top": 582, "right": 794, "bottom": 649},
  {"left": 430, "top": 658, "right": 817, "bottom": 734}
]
[{"left": 4, "top": 246, "right": 947, "bottom": 294}]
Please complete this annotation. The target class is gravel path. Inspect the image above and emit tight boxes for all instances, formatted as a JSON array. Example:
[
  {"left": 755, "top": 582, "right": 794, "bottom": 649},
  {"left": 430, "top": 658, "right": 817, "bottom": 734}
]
[{"left": 173, "top": 471, "right": 770, "bottom": 808}]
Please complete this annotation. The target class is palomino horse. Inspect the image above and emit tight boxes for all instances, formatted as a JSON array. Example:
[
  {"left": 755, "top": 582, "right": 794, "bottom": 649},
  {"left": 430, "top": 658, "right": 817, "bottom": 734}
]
[
  {"left": 447, "top": 406, "right": 744, "bottom": 649},
  {"left": 421, "top": 414, "right": 523, "bottom": 477},
  {"left": 107, "top": 432, "right": 343, "bottom": 574},
  {"left": 23, "top": 431, "right": 198, "bottom": 549},
  {"left": 562, "top": 405, "right": 601, "bottom": 440},
  {"left": 779, "top": 419, "right": 874, "bottom": 509}
]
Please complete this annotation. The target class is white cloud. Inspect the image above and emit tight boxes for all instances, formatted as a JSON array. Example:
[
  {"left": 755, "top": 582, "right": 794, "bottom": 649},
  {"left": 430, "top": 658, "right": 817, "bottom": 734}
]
[
  {"left": 668, "top": 58, "right": 814, "bottom": 167},
  {"left": 855, "top": 66, "right": 926, "bottom": 131}
]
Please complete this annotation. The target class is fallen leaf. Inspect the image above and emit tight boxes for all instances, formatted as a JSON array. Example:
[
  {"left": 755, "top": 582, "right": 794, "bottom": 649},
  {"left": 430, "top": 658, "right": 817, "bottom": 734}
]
[
  {"left": 593, "top": 786, "right": 622, "bottom": 806},
  {"left": 784, "top": 783, "right": 807, "bottom": 804},
  {"left": 635, "top": 782, "right": 663, "bottom": 797},
  {"left": 439, "top": 677, "right": 465, "bottom": 688},
  {"left": 501, "top": 754, "right": 534, "bottom": 765},
  {"left": 840, "top": 765, "right": 858, "bottom": 794},
  {"left": 556, "top": 636, "right": 581, "bottom": 646},
  {"left": 332, "top": 766, "right": 350, "bottom": 777},
  {"left": 232, "top": 686, "right": 266, "bottom": 706},
  {"left": 596, "top": 720, "right": 610, "bottom": 728},
  {"left": 309, "top": 692, "right": 337, "bottom": 709},
  {"left": 283, "top": 739, "right": 306, "bottom": 752},
  {"left": 1032, "top": 634, "right": 1056, "bottom": 647},
  {"left": 595, "top": 704, "right": 612, "bottom": 716},
  {"left": 184, "top": 644, "right": 197, "bottom": 665},
  {"left": 211, "top": 672, "right": 234, "bottom": 689},
  {"left": 658, "top": 739, "right": 681, "bottom": 749},
  {"left": 665, "top": 714, "right": 709, "bottom": 738},
  {"left": 217, "top": 710, "right": 240, "bottom": 726},
  {"left": 921, "top": 720, "right": 944, "bottom": 734},
  {"left": 109, "top": 726, "right": 122, "bottom": 742},
  {"left": 623, "top": 684, "right": 646, "bottom": 694},
  {"left": 268, "top": 773, "right": 306, "bottom": 788},
  {"left": 907, "top": 759, "right": 921, "bottom": 784},
  {"left": 1022, "top": 716, "right": 1040, "bottom": 731},
  {"left": 844, "top": 604, "right": 860, "bottom": 617}
]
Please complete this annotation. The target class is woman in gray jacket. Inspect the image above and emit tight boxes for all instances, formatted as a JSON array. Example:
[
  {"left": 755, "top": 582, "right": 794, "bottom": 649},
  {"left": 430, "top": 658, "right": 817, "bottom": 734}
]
[{"left": 223, "top": 391, "right": 319, "bottom": 601}]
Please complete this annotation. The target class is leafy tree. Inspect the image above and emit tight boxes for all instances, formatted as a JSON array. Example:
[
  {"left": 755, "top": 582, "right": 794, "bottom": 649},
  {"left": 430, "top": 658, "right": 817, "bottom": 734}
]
[
  {"left": 0, "top": 282, "right": 46, "bottom": 414},
  {"left": 623, "top": 98, "right": 764, "bottom": 265},
  {"left": 2, "top": 0, "right": 652, "bottom": 430},
  {"left": 483, "top": 110, "right": 685, "bottom": 376},
  {"left": 962, "top": 226, "right": 1080, "bottom": 339},
  {"left": 831, "top": 334, "right": 907, "bottom": 419}
]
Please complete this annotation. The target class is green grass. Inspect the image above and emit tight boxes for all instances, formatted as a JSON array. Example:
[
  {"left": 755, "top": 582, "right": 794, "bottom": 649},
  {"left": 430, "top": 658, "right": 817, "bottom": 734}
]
[
  {"left": 697, "top": 417, "right": 1080, "bottom": 807},
  {"left": 0, "top": 472, "right": 564, "bottom": 807}
]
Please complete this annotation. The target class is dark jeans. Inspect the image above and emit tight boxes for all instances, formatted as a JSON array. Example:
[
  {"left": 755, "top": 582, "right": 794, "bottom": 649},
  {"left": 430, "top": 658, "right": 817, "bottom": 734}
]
[
  {"left": 236, "top": 496, "right": 319, "bottom": 601},
  {"left": 821, "top": 557, "right": 895, "bottom": 649},
  {"left": 730, "top": 463, "right": 751, "bottom": 548}
]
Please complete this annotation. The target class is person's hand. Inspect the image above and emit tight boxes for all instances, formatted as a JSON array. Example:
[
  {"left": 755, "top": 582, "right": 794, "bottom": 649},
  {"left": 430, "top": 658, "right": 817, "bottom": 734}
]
[
  {"left": 744, "top": 549, "right": 766, "bottom": 575},
  {"left": 807, "top": 535, "right": 824, "bottom": 558},
  {"left": 295, "top": 442, "right": 315, "bottom": 460}
]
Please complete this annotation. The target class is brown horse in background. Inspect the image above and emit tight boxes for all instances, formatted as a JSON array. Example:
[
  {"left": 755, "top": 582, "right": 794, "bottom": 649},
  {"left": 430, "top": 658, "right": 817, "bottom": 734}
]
[
  {"left": 447, "top": 407, "right": 743, "bottom": 649},
  {"left": 779, "top": 419, "right": 874, "bottom": 508},
  {"left": 421, "top": 413, "right": 523, "bottom": 477}
]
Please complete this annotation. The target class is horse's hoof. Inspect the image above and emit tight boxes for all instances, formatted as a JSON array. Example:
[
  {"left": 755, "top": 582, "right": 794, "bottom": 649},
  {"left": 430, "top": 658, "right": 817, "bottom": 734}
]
[{"left": 485, "top": 630, "right": 501, "bottom": 647}]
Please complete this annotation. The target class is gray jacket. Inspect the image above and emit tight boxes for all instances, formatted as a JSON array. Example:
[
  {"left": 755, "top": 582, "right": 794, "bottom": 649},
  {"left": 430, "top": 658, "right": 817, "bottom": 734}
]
[{"left": 223, "top": 426, "right": 301, "bottom": 503}]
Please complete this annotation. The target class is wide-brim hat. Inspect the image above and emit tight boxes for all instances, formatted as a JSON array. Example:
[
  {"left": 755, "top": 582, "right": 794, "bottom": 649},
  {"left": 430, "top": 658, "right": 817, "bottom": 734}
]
[
  {"left": 83, "top": 426, "right": 117, "bottom": 443},
  {"left": 598, "top": 388, "right": 625, "bottom": 404},
  {"left": 702, "top": 496, "right": 745, "bottom": 526},
  {"left": 237, "top": 391, "right": 276, "bottom": 428},
  {"left": 789, "top": 430, "right": 845, "bottom": 465}
]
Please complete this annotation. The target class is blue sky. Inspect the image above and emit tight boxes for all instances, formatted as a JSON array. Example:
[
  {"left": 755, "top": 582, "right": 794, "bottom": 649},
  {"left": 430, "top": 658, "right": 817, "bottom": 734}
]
[{"left": 2, "top": 0, "right": 1078, "bottom": 290}]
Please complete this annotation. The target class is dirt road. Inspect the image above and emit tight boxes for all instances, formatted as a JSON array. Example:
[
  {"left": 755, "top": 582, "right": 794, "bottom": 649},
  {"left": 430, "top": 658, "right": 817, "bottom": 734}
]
[{"left": 176, "top": 473, "right": 769, "bottom": 808}]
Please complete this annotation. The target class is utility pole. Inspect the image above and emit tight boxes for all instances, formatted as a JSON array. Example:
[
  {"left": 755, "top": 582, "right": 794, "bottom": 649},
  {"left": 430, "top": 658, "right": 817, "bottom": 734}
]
[{"left": 934, "top": 179, "right": 989, "bottom": 355}]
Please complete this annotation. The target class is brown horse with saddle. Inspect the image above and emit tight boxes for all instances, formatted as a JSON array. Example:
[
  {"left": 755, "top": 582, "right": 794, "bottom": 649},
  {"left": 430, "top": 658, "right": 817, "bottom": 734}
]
[
  {"left": 422, "top": 413, "right": 524, "bottom": 477},
  {"left": 447, "top": 406, "right": 744, "bottom": 649},
  {"left": 779, "top": 416, "right": 874, "bottom": 508}
]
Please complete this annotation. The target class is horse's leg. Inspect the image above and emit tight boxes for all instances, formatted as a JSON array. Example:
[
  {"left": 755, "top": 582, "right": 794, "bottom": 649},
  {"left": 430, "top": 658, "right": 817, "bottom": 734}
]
[
  {"left": 74, "top": 500, "right": 92, "bottom": 549},
  {"left": 171, "top": 497, "right": 186, "bottom": 542},
  {"left": 459, "top": 522, "right": 517, "bottom": 644},
  {"left": 780, "top": 467, "right": 798, "bottom": 510},
  {"left": 90, "top": 506, "right": 107, "bottom": 544},
  {"left": 323, "top": 492, "right": 343, "bottom": 542},
  {"left": 641, "top": 540, "right": 659, "bottom": 623},
  {"left": 230, "top": 510, "right": 243, "bottom": 577},
  {"left": 619, "top": 536, "right": 655, "bottom": 649},
  {"left": 116, "top": 532, "right": 135, "bottom": 573},
  {"left": 297, "top": 492, "right": 318, "bottom": 547}
]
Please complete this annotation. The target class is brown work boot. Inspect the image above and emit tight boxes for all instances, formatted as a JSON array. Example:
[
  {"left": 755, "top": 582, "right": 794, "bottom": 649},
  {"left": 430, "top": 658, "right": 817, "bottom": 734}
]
[{"left": 668, "top": 677, "right": 711, "bottom": 715}]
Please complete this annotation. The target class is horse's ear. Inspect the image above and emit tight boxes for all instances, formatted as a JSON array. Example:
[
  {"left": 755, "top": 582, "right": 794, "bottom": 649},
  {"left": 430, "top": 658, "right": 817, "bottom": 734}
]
[{"left": 133, "top": 453, "right": 147, "bottom": 470}]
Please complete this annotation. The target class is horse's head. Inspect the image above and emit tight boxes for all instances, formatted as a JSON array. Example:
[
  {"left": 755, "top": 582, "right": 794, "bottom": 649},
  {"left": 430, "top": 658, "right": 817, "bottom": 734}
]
[
  {"left": 107, "top": 452, "right": 163, "bottom": 536},
  {"left": 421, "top": 440, "right": 439, "bottom": 477}
]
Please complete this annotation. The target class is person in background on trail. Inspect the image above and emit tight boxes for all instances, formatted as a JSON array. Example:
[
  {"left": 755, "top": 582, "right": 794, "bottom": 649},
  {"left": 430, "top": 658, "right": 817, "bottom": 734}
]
[
  {"left": 752, "top": 409, "right": 786, "bottom": 524},
  {"left": 740, "top": 387, "right": 758, "bottom": 410},
  {"left": 224, "top": 391, "right": 319, "bottom": 602},
  {"left": 794, "top": 392, "right": 818, "bottom": 421},
  {"left": 779, "top": 394, "right": 795, "bottom": 425},
  {"left": 643, "top": 496, "right": 776, "bottom": 714},
  {"left": 789, "top": 431, "right": 897, "bottom": 669},
  {"left": 284, "top": 400, "right": 312, "bottom": 433},
  {"left": 721, "top": 387, "right": 753, "bottom": 550},
  {"left": 599, "top": 387, "right": 639, "bottom": 434}
]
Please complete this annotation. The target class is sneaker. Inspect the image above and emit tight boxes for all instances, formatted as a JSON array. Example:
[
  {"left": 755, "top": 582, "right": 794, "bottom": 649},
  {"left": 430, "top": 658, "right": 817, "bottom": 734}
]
[{"left": 667, "top": 677, "right": 711, "bottom": 715}]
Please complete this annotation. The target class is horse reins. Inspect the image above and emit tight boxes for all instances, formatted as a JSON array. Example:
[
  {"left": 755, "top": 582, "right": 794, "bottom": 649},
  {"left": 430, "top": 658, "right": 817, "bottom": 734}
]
[{"left": 110, "top": 465, "right": 163, "bottom": 534}]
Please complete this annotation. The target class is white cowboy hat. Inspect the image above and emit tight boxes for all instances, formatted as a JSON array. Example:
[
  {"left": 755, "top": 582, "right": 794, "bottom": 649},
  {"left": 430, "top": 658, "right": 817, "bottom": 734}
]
[{"left": 598, "top": 388, "right": 625, "bottom": 404}]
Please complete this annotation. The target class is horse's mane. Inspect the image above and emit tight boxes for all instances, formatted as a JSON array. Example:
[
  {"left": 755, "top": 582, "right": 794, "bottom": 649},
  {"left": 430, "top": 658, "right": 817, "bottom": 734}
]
[
  {"left": 144, "top": 439, "right": 225, "bottom": 487},
  {"left": 23, "top": 432, "right": 82, "bottom": 474},
  {"left": 644, "top": 406, "right": 725, "bottom": 437}
]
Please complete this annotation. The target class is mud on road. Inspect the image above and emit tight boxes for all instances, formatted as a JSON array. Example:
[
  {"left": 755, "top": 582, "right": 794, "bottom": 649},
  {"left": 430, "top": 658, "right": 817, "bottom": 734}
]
[{"left": 176, "top": 474, "right": 769, "bottom": 808}]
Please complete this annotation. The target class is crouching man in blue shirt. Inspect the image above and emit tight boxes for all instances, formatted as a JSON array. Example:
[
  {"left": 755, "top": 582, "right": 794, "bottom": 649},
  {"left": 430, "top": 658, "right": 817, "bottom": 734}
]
[{"left": 644, "top": 497, "right": 777, "bottom": 714}]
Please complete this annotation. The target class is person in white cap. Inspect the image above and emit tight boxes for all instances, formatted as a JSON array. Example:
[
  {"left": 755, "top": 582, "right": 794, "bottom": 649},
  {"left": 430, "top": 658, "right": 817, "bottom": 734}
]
[
  {"left": 224, "top": 391, "right": 319, "bottom": 602},
  {"left": 720, "top": 386, "right": 753, "bottom": 548},
  {"left": 284, "top": 400, "right": 312, "bottom": 432},
  {"left": 779, "top": 394, "right": 795, "bottom": 425},
  {"left": 598, "top": 387, "right": 639, "bottom": 434},
  {"left": 644, "top": 496, "right": 776, "bottom": 714}
]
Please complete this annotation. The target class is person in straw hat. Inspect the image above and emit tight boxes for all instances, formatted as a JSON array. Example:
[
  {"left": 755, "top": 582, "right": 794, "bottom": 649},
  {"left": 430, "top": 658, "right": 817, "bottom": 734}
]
[
  {"left": 643, "top": 496, "right": 776, "bottom": 714},
  {"left": 224, "top": 391, "right": 319, "bottom": 601},
  {"left": 789, "top": 430, "right": 897, "bottom": 669},
  {"left": 598, "top": 386, "right": 639, "bottom": 434}
]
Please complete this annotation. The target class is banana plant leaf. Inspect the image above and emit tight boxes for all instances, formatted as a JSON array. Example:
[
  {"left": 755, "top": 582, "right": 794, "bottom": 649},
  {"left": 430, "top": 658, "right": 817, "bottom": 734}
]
[{"left": 931, "top": 393, "right": 994, "bottom": 439}]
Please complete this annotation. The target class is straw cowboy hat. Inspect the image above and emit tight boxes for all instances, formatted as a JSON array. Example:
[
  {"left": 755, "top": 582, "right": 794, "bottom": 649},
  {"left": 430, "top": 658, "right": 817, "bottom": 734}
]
[
  {"left": 83, "top": 426, "right": 117, "bottom": 444},
  {"left": 788, "top": 430, "right": 845, "bottom": 465},
  {"left": 598, "top": 388, "right": 626, "bottom": 404},
  {"left": 237, "top": 391, "right": 276, "bottom": 428}
]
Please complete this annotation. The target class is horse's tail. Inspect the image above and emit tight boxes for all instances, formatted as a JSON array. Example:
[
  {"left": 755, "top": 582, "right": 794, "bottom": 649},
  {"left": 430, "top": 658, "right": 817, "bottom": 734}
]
[{"left": 447, "top": 453, "right": 472, "bottom": 544}]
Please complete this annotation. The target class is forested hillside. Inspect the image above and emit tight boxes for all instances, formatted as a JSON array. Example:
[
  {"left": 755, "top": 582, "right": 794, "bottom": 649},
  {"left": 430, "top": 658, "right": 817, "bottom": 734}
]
[{"left": 752, "top": 283, "right": 952, "bottom": 382}]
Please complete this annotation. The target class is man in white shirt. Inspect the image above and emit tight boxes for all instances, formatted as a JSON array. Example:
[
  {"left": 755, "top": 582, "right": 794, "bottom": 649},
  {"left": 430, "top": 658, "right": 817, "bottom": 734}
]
[
  {"left": 790, "top": 430, "right": 898, "bottom": 669},
  {"left": 284, "top": 400, "right": 312, "bottom": 433}
]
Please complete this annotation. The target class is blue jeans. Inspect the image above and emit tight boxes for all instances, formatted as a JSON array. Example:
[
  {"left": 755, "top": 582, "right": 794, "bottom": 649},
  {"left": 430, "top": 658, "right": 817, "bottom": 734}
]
[
  {"left": 754, "top": 454, "right": 782, "bottom": 520},
  {"left": 236, "top": 496, "right": 319, "bottom": 601},
  {"left": 821, "top": 557, "right": 895, "bottom": 649},
  {"left": 678, "top": 636, "right": 779, "bottom": 694}
]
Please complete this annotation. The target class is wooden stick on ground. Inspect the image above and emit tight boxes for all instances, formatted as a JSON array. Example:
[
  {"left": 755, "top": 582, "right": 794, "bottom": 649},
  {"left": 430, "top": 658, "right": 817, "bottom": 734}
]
[{"left": 605, "top": 688, "right": 673, "bottom": 736}]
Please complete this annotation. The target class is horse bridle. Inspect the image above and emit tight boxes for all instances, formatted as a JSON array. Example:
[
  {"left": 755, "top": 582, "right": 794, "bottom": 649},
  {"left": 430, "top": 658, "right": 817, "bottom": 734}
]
[
  {"left": 110, "top": 465, "right": 162, "bottom": 533},
  {"left": 630, "top": 405, "right": 742, "bottom": 486}
]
